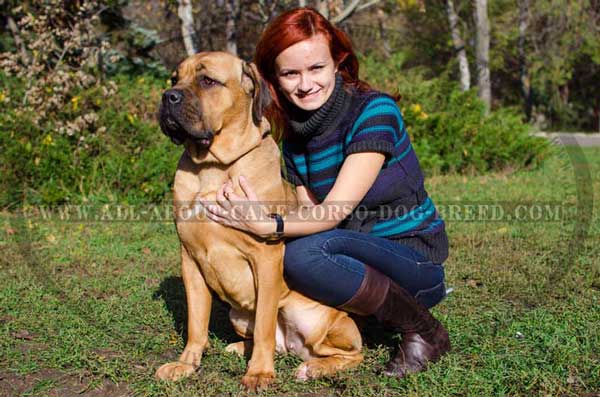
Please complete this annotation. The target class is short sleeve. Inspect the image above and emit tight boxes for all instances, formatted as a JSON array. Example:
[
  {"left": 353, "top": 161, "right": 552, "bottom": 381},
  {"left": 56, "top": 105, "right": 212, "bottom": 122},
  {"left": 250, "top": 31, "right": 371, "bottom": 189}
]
[
  {"left": 281, "top": 142, "right": 303, "bottom": 186},
  {"left": 345, "top": 96, "right": 403, "bottom": 158}
]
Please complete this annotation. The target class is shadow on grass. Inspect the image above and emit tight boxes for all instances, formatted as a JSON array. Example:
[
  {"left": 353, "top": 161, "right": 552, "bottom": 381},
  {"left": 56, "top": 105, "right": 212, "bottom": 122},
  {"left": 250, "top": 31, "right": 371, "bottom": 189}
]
[
  {"left": 153, "top": 276, "right": 399, "bottom": 355},
  {"left": 152, "top": 276, "right": 239, "bottom": 344}
]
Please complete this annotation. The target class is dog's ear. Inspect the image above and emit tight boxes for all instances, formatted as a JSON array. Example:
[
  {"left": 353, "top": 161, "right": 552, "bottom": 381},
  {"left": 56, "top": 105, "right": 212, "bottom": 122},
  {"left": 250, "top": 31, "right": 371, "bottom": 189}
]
[{"left": 242, "top": 61, "right": 271, "bottom": 127}]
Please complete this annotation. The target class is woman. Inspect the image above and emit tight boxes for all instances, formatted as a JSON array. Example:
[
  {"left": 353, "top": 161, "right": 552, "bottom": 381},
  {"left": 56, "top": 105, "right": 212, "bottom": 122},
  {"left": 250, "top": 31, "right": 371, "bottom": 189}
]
[{"left": 203, "top": 7, "right": 450, "bottom": 378}]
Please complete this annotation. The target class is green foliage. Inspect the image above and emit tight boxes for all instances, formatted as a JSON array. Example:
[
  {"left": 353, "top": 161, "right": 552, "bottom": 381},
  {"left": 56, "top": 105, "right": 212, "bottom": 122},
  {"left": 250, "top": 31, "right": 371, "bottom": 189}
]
[
  {"left": 360, "top": 54, "right": 551, "bottom": 174},
  {"left": 0, "top": 72, "right": 181, "bottom": 207}
]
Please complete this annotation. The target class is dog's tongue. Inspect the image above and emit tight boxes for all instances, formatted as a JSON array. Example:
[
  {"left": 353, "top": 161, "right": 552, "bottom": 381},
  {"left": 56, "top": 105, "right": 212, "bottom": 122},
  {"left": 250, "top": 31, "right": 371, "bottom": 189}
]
[{"left": 199, "top": 138, "right": 211, "bottom": 147}]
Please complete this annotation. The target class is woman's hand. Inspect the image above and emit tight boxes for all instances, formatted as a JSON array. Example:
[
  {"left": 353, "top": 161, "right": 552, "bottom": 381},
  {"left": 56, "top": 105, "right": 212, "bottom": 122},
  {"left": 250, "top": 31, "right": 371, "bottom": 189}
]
[{"left": 203, "top": 175, "right": 274, "bottom": 238}]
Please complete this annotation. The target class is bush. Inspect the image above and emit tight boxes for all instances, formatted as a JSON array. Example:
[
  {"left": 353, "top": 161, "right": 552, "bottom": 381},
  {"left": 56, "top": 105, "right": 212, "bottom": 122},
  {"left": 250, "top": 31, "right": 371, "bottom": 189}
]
[
  {"left": 0, "top": 72, "right": 181, "bottom": 207},
  {"left": 360, "top": 53, "right": 551, "bottom": 174}
]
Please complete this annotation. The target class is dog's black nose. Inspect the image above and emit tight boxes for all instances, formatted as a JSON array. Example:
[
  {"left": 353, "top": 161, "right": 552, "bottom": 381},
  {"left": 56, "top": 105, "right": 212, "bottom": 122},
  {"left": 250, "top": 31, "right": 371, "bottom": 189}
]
[{"left": 164, "top": 89, "right": 183, "bottom": 105}]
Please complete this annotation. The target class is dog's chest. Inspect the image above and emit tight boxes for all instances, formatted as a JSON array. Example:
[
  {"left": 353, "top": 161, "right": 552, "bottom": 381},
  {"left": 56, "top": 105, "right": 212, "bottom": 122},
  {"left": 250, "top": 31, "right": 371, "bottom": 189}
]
[{"left": 178, "top": 222, "right": 258, "bottom": 310}]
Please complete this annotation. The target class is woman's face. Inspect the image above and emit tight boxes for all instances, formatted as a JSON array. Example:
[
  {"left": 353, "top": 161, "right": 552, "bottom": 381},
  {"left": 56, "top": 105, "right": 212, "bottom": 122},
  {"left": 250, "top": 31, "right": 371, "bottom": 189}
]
[{"left": 274, "top": 34, "right": 338, "bottom": 112}]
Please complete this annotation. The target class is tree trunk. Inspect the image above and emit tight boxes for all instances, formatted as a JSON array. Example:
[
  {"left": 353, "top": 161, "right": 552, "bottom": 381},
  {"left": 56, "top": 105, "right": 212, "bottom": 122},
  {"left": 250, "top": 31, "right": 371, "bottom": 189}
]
[
  {"left": 332, "top": 0, "right": 381, "bottom": 24},
  {"left": 377, "top": 8, "right": 391, "bottom": 59},
  {"left": 224, "top": 0, "right": 239, "bottom": 56},
  {"left": 177, "top": 0, "right": 199, "bottom": 56},
  {"left": 518, "top": 0, "right": 533, "bottom": 120},
  {"left": 474, "top": 0, "right": 491, "bottom": 113},
  {"left": 317, "top": 0, "right": 330, "bottom": 19},
  {"left": 446, "top": 0, "right": 470, "bottom": 91}
]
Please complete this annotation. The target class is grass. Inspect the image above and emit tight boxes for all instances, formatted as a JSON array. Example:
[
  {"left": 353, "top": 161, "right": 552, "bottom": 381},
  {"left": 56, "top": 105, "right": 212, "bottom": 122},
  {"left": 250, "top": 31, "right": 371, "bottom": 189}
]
[{"left": 1, "top": 146, "right": 599, "bottom": 396}]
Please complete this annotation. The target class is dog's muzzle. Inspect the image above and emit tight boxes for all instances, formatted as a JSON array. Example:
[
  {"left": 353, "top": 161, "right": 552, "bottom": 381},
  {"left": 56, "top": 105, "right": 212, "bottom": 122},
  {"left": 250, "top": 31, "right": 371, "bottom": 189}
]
[{"left": 159, "top": 89, "right": 214, "bottom": 148}]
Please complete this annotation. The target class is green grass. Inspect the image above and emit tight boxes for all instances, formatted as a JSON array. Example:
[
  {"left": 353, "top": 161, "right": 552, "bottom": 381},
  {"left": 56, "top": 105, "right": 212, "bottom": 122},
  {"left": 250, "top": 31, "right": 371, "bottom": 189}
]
[{"left": 1, "top": 146, "right": 599, "bottom": 396}]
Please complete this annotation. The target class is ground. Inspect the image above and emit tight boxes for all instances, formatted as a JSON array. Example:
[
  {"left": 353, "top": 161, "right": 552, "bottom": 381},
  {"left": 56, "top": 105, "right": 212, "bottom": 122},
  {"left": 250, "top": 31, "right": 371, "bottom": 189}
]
[{"left": 0, "top": 145, "right": 598, "bottom": 396}]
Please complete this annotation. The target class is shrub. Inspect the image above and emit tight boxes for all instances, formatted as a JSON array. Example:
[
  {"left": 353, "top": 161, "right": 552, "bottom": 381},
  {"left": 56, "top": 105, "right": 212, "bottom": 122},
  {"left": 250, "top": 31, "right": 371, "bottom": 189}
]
[
  {"left": 0, "top": 72, "right": 180, "bottom": 207},
  {"left": 360, "top": 53, "right": 551, "bottom": 174}
]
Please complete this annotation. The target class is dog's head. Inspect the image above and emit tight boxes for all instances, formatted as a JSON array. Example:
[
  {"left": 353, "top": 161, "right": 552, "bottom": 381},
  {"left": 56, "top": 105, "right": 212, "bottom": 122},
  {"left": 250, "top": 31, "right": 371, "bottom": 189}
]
[{"left": 159, "top": 52, "right": 271, "bottom": 165}]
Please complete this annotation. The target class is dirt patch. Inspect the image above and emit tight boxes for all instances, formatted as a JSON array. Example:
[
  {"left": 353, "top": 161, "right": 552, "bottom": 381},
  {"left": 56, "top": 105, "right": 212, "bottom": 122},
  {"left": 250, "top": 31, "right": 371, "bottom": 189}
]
[{"left": 0, "top": 368, "right": 131, "bottom": 397}]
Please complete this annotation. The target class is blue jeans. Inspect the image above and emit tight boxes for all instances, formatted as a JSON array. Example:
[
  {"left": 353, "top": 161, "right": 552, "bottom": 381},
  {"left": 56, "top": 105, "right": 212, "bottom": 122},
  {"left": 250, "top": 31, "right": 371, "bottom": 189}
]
[{"left": 284, "top": 229, "right": 446, "bottom": 309}]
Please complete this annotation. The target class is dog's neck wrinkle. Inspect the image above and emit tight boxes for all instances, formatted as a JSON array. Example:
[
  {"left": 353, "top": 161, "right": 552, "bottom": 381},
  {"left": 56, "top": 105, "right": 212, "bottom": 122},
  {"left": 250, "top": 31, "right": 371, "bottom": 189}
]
[{"left": 190, "top": 135, "right": 279, "bottom": 198}]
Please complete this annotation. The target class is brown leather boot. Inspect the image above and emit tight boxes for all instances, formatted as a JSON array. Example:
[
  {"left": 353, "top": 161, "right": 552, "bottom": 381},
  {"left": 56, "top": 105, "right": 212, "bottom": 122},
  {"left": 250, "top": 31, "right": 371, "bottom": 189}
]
[{"left": 338, "top": 266, "right": 450, "bottom": 378}]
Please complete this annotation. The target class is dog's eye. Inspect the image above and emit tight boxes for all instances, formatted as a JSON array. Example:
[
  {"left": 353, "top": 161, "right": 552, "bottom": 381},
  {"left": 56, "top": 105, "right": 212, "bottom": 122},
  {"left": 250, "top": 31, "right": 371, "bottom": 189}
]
[
  {"left": 170, "top": 76, "right": 177, "bottom": 86},
  {"left": 199, "top": 75, "right": 218, "bottom": 88}
]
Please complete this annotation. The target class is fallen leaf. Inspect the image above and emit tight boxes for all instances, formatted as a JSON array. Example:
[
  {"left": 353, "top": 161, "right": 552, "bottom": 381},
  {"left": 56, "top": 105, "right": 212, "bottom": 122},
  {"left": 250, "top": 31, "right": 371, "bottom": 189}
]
[{"left": 466, "top": 279, "right": 483, "bottom": 288}]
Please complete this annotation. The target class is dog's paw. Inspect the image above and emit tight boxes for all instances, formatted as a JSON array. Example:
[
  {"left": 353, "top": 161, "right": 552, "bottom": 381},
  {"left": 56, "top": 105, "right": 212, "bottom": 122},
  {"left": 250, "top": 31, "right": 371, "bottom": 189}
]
[
  {"left": 155, "top": 361, "right": 197, "bottom": 381},
  {"left": 225, "top": 341, "right": 252, "bottom": 357},
  {"left": 295, "top": 361, "right": 326, "bottom": 381},
  {"left": 240, "top": 372, "right": 275, "bottom": 391}
]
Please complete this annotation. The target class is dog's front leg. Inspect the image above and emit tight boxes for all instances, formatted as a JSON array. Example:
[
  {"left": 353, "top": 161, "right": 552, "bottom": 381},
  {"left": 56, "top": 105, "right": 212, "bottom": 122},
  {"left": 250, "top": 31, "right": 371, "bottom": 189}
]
[
  {"left": 156, "top": 245, "right": 212, "bottom": 381},
  {"left": 241, "top": 252, "right": 283, "bottom": 391}
]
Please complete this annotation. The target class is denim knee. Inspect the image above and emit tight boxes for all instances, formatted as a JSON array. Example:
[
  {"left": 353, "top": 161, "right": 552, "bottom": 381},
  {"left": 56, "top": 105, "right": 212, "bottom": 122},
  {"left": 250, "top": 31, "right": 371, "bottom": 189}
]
[
  {"left": 283, "top": 231, "right": 365, "bottom": 306},
  {"left": 283, "top": 234, "right": 325, "bottom": 285}
]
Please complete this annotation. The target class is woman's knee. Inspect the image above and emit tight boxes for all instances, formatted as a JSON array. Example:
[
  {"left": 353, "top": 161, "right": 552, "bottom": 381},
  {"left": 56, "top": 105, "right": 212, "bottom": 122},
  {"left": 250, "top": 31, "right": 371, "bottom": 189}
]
[{"left": 283, "top": 233, "right": 329, "bottom": 279}]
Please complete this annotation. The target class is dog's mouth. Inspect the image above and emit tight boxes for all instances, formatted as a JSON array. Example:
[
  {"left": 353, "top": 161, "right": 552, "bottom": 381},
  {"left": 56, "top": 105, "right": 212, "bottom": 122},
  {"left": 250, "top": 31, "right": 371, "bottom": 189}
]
[
  {"left": 188, "top": 130, "right": 214, "bottom": 148},
  {"left": 159, "top": 106, "right": 213, "bottom": 149}
]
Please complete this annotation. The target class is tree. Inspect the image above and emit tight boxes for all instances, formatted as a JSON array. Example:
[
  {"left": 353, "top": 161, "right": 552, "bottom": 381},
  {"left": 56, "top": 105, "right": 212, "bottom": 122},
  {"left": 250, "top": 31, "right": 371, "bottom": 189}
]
[
  {"left": 445, "top": 0, "right": 470, "bottom": 91},
  {"left": 178, "top": 0, "right": 199, "bottom": 56},
  {"left": 314, "top": 0, "right": 382, "bottom": 24},
  {"left": 224, "top": 0, "right": 241, "bottom": 55},
  {"left": 473, "top": 0, "right": 491, "bottom": 113},
  {"left": 518, "top": 0, "right": 532, "bottom": 119}
]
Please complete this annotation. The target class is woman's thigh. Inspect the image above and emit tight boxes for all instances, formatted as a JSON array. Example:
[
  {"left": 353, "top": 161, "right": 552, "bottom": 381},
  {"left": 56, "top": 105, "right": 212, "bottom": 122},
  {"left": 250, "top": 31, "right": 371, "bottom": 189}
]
[{"left": 284, "top": 229, "right": 446, "bottom": 308}]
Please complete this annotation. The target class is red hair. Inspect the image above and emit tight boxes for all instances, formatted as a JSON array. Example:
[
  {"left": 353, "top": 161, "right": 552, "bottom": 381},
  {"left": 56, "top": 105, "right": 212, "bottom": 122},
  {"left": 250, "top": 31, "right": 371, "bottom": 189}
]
[{"left": 254, "top": 7, "right": 371, "bottom": 141}]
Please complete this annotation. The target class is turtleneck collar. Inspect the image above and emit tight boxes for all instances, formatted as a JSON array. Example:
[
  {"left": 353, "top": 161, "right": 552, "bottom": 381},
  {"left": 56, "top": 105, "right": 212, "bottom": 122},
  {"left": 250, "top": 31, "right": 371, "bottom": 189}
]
[{"left": 288, "top": 74, "right": 350, "bottom": 140}]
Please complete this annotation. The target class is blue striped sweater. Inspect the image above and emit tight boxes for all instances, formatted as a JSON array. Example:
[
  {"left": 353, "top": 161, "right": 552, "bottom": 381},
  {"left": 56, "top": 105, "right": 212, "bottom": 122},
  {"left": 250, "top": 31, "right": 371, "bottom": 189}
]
[{"left": 282, "top": 90, "right": 449, "bottom": 264}]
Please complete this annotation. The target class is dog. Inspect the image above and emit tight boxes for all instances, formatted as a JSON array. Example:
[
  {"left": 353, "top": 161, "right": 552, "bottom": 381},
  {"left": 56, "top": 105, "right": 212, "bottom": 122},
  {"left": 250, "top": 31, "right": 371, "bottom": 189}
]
[{"left": 156, "top": 52, "right": 363, "bottom": 390}]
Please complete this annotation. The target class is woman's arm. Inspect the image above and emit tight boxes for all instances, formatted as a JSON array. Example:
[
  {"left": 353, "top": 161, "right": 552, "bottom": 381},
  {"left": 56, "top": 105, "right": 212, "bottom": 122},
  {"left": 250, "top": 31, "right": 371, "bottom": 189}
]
[
  {"left": 203, "top": 152, "right": 385, "bottom": 238},
  {"left": 295, "top": 185, "right": 319, "bottom": 207},
  {"left": 281, "top": 151, "right": 385, "bottom": 237}
]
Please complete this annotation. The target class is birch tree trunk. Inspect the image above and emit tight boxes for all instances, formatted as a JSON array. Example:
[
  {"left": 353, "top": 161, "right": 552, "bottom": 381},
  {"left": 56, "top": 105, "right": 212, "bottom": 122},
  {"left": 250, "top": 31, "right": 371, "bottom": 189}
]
[
  {"left": 377, "top": 8, "right": 391, "bottom": 59},
  {"left": 474, "top": 0, "right": 491, "bottom": 113},
  {"left": 177, "top": 0, "right": 199, "bottom": 56},
  {"left": 224, "top": 0, "right": 240, "bottom": 56},
  {"left": 315, "top": 0, "right": 381, "bottom": 24},
  {"left": 446, "top": 0, "right": 470, "bottom": 91},
  {"left": 317, "top": 0, "right": 330, "bottom": 19},
  {"left": 518, "top": 0, "right": 533, "bottom": 120}
]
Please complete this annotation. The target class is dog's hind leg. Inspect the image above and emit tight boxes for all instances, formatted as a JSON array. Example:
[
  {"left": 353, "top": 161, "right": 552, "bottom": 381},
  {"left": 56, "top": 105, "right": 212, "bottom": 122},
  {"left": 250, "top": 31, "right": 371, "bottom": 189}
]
[
  {"left": 226, "top": 308, "right": 254, "bottom": 356},
  {"left": 295, "top": 355, "right": 363, "bottom": 381},
  {"left": 295, "top": 312, "right": 363, "bottom": 381},
  {"left": 227, "top": 308, "right": 287, "bottom": 356}
]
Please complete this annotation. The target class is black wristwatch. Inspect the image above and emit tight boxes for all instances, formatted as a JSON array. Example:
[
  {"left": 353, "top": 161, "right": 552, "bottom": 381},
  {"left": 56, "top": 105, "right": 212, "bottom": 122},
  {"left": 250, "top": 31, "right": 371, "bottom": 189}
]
[{"left": 266, "top": 213, "right": 284, "bottom": 241}]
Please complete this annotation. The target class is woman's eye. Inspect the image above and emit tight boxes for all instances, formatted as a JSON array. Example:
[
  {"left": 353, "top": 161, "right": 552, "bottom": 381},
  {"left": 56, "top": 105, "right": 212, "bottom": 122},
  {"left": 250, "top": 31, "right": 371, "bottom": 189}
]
[
  {"left": 200, "top": 75, "right": 217, "bottom": 88},
  {"left": 311, "top": 65, "right": 324, "bottom": 70}
]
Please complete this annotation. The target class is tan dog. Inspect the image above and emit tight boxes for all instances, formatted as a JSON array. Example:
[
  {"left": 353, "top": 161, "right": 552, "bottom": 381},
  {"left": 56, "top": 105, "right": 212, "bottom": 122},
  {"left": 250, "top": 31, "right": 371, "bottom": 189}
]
[{"left": 155, "top": 52, "right": 363, "bottom": 390}]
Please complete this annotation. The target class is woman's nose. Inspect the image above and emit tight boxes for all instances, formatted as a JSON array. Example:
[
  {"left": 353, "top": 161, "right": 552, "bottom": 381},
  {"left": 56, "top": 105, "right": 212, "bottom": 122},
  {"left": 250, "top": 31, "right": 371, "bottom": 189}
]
[{"left": 298, "top": 74, "right": 313, "bottom": 92}]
